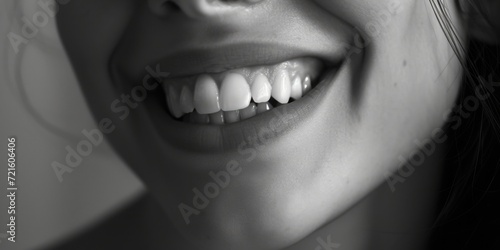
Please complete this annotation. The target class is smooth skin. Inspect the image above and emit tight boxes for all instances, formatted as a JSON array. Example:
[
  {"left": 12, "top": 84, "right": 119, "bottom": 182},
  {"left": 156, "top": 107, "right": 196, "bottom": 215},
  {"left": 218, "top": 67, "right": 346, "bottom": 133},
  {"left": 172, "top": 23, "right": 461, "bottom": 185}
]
[{"left": 55, "top": 0, "right": 494, "bottom": 249}]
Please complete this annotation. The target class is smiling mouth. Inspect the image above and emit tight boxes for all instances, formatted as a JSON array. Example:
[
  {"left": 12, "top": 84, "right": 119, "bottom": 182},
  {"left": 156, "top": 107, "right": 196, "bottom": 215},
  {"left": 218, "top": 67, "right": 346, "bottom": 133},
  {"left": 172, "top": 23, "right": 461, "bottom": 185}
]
[
  {"left": 125, "top": 43, "right": 347, "bottom": 153},
  {"left": 162, "top": 57, "right": 329, "bottom": 125}
]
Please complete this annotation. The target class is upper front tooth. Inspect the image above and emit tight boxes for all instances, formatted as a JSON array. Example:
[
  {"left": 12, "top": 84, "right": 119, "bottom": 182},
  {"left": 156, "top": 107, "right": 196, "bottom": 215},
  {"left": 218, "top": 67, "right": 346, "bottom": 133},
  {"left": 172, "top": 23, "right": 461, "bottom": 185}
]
[
  {"left": 194, "top": 75, "right": 220, "bottom": 114},
  {"left": 179, "top": 86, "right": 195, "bottom": 113},
  {"left": 166, "top": 85, "right": 184, "bottom": 118},
  {"left": 220, "top": 73, "right": 251, "bottom": 111},
  {"left": 251, "top": 74, "right": 272, "bottom": 103},
  {"left": 290, "top": 76, "right": 303, "bottom": 100},
  {"left": 272, "top": 70, "right": 291, "bottom": 104}
]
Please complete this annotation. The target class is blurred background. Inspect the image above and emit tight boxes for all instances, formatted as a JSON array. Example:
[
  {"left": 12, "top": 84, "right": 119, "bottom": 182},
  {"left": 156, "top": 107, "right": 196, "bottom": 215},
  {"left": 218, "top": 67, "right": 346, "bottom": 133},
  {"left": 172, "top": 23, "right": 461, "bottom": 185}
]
[{"left": 0, "top": 1, "right": 144, "bottom": 249}]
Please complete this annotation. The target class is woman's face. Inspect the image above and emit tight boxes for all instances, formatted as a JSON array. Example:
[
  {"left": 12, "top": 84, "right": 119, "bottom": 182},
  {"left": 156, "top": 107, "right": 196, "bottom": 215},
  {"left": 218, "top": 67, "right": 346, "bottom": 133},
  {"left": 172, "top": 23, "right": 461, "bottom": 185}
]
[{"left": 57, "top": 0, "right": 463, "bottom": 249}]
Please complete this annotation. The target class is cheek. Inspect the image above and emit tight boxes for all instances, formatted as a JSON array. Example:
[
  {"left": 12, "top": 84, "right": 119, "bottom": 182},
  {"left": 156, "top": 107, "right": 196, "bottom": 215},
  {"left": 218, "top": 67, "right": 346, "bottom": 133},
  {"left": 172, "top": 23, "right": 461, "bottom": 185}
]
[
  {"left": 56, "top": 0, "right": 138, "bottom": 128},
  {"left": 57, "top": 0, "right": 137, "bottom": 68},
  {"left": 349, "top": 0, "right": 462, "bottom": 171},
  {"left": 312, "top": 0, "right": 462, "bottom": 137},
  {"left": 313, "top": 0, "right": 411, "bottom": 29}
]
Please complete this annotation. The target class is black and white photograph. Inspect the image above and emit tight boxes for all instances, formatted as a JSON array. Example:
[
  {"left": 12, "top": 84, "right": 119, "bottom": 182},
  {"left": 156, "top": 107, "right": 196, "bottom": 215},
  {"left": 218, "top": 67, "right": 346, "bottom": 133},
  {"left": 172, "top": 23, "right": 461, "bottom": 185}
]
[{"left": 1, "top": 0, "right": 500, "bottom": 249}]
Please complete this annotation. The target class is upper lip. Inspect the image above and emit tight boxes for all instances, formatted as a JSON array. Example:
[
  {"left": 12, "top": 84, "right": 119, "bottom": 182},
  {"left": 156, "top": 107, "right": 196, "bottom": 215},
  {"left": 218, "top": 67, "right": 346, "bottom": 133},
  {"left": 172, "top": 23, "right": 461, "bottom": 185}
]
[
  {"left": 162, "top": 43, "right": 343, "bottom": 78},
  {"left": 115, "top": 41, "right": 345, "bottom": 83}
]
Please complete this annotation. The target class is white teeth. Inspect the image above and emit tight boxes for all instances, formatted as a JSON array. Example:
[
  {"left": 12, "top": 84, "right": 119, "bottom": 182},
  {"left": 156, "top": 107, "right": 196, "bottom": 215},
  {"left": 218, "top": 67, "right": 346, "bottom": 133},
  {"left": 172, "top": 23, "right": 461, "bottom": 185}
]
[
  {"left": 303, "top": 76, "right": 312, "bottom": 94},
  {"left": 224, "top": 111, "right": 240, "bottom": 124},
  {"left": 291, "top": 76, "right": 303, "bottom": 100},
  {"left": 251, "top": 74, "right": 272, "bottom": 103},
  {"left": 194, "top": 75, "right": 220, "bottom": 114},
  {"left": 220, "top": 73, "right": 252, "bottom": 111},
  {"left": 239, "top": 103, "right": 257, "bottom": 120},
  {"left": 166, "top": 85, "right": 184, "bottom": 118},
  {"left": 179, "top": 86, "right": 195, "bottom": 113},
  {"left": 257, "top": 102, "right": 273, "bottom": 114},
  {"left": 272, "top": 70, "right": 291, "bottom": 104},
  {"left": 162, "top": 57, "right": 324, "bottom": 124}
]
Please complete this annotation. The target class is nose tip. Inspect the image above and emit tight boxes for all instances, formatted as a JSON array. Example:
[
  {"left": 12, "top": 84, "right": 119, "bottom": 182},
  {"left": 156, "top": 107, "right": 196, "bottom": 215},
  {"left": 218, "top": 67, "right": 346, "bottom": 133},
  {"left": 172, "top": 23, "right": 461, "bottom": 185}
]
[{"left": 148, "top": 0, "right": 264, "bottom": 19}]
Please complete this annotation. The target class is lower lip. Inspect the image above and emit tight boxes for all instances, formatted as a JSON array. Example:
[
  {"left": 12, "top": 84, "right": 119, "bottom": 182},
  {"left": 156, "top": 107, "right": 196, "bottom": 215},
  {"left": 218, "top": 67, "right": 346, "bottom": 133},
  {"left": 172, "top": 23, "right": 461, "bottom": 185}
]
[{"left": 145, "top": 64, "right": 341, "bottom": 155}]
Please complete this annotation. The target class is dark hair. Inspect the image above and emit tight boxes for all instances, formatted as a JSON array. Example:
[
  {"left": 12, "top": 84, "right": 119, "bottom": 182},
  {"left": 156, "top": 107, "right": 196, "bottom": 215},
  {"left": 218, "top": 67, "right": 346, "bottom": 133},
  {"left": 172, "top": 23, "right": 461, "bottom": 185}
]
[{"left": 429, "top": 0, "right": 500, "bottom": 248}]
